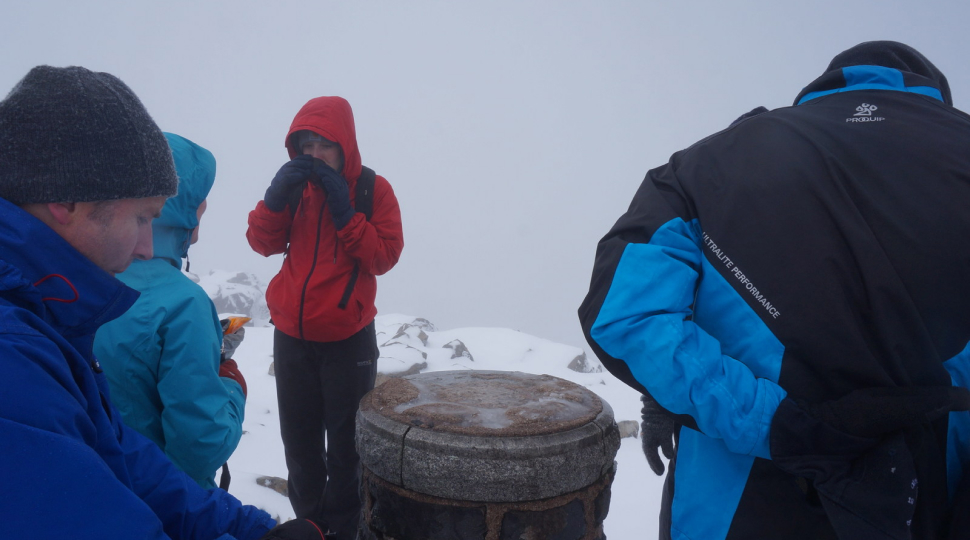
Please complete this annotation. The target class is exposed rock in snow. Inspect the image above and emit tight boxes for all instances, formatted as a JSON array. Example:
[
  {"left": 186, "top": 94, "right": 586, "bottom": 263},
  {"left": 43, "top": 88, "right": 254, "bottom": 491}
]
[
  {"left": 383, "top": 322, "right": 430, "bottom": 348},
  {"left": 567, "top": 351, "right": 603, "bottom": 373},
  {"left": 443, "top": 339, "right": 474, "bottom": 362},
  {"left": 196, "top": 270, "right": 270, "bottom": 327},
  {"left": 617, "top": 420, "right": 640, "bottom": 439}
]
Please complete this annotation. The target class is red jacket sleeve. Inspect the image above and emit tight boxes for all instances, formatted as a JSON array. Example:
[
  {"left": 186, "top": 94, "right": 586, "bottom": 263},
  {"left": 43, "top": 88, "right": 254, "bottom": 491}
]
[
  {"left": 337, "top": 175, "right": 403, "bottom": 275},
  {"left": 246, "top": 200, "right": 294, "bottom": 257}
]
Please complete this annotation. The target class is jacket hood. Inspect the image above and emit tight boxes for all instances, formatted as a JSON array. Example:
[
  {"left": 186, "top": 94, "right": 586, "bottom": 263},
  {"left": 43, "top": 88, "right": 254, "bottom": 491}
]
[
  {"left": 795, "top": 41, "right": 952, "bottom": 106},
  {"left": 151, "top": 133, "right": 216, "bottom": 267},
  {"left": 285, "top": 96, "right": 362, "bottom": 181}
]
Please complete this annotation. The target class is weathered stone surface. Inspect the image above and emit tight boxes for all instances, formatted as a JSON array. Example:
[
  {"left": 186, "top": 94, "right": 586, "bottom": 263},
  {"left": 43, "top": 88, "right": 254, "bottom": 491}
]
[
  {"left": 617, "top": 420, "right": 639, "bottom": 439},
  {"left": 401, "top": 420, "right": 611, "bottom": 501},
  {"left": 360, "top": 463, "right": 615, "bottom": 540},
  {"left": 357, "top": 370, "right": 620, "bottom": 502},
  {"left": 374, "top": 361, "right": 428, "bottom": 388},
  {"left": 357, "top": 407, "right": 411, "bottom": 486},
  {"left": 362, "top": 473, "right": 487, "bottom": 540},
  {"left": 593, "top": 473, "right": 612, "bottom": 523},
  {"left": 500, "top": 499, "right": 586, "bottom": 540},
  {"left": 363, "top": 371, "right": 602, "bottom": 437}
]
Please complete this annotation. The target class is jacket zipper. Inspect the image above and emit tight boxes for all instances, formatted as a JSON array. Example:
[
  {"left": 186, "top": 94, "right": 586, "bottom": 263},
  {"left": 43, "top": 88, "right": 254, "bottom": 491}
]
[{"left": 297, "top": 201, "right": 326, "bottom": 340}]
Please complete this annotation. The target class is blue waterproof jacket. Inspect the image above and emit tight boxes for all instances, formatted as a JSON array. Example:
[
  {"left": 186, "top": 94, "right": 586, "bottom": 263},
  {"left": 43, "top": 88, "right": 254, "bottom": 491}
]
[
  {"left": 94, "top": 133, "right": 245, "bottom": 489},
  {"left": 0, "top": 196, "right": 274, "bottom": 539},
  {"left": 580, "top": 49, "right": 970, "bottom": 539}
]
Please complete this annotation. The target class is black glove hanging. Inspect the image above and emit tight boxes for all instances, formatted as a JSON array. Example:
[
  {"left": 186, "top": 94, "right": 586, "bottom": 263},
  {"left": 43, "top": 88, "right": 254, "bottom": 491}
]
[
  {"left": 640, "top": 393, "right": 677, "bottom": 475},
  {"left": 264, "top": 155, "right": 314, "bottom": 212}
]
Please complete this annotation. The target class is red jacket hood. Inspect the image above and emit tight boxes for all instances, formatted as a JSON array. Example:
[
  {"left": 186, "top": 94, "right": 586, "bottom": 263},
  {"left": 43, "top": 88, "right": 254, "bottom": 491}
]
[{"left": 285, "top": 96, "right": 363, "bottom": 181}]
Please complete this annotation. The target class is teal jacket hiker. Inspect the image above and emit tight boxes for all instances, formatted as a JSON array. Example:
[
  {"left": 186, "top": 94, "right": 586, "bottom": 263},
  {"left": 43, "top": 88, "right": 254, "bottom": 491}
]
[{"left": 94, "top": 133, "right": 246, "bottom": 489}]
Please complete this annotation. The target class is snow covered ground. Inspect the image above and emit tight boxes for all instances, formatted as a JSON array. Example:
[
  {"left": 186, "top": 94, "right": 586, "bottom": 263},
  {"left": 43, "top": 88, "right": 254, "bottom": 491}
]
[{"left": 220, "top": 314, "right": 665, "bottom": 539}]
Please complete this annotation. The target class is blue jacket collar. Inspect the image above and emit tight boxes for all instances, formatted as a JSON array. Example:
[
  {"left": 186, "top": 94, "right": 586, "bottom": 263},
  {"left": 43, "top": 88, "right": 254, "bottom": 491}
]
[
  {"left": 795, "top": 65, "right": 946, "bottom": 105},
  {"left": 0, "top": 197, "right": 138, "bottom": 350}
]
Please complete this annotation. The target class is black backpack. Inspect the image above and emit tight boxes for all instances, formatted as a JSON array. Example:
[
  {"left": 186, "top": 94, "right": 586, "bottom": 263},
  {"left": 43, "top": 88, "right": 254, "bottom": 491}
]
[{"left": 338, "top": 166, "right": 375, "bottom": 309}]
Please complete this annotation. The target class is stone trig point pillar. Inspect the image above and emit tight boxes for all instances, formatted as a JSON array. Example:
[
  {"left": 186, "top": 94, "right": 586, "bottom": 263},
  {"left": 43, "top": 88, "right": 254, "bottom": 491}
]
[{"left": 356, "top": 370, "right": 620, "bottom": 540}]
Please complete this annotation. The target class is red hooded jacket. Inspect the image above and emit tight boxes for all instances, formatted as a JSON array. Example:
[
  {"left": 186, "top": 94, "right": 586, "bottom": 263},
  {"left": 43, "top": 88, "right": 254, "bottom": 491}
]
[{"left": 247, "top": 97, "right": 403, "bottom": 342}]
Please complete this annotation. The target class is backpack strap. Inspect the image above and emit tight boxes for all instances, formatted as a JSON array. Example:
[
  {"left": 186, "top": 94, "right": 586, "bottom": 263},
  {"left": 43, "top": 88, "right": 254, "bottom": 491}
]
[
  {"left": 355, "top": 166, "right": 376, "bottom": 220},
  {"left": 338, "top": 166, "right": 376, "bottom": 310}
]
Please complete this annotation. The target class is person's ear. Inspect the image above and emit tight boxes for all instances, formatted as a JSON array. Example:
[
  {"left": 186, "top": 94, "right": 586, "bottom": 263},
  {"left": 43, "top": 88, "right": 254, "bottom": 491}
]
[{"left": 46, "top": 202, "right": 78, "bottom": 226}]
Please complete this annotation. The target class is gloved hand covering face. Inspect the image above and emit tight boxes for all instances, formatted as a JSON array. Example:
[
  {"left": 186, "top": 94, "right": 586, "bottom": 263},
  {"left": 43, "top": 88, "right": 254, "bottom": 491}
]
[
  {"left": 310, "top": 158, "right": 355, "bottom": 230},
  {"left": 264, "top": 155, "right": 314, "bottom": 213}
]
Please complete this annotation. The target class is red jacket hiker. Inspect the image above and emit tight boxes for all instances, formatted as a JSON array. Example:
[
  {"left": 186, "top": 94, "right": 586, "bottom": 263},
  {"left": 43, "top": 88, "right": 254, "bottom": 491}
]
[
  {"left": 247, "top": 96, "right": 403, "bottom": 342},
  {"left": 247, "top": 96, "right": 403, "bottom": 540}
]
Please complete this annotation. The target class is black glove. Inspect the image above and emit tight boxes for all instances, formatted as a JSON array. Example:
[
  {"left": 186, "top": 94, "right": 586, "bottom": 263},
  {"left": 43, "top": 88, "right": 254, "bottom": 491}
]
[
  {"left": 771, "top": 386, "right": 970, "bottom": 540},
  {"left": 264, "top": 155, "right": 314, "bottom": 212},
  {"left": 221, "top": 326, "right": 245, "bottom": 362},
  {"left": 260, "top": 518, "right": 334, "bottom": 540},
  {"left": 796, "top": 386, "right": 970, "bottom": 439},
  {"left": 640, "top": 393, "right": 677, "bottom": 476},
  {"left": 310, "top": 158, "right": 356, "bottom": 230}
]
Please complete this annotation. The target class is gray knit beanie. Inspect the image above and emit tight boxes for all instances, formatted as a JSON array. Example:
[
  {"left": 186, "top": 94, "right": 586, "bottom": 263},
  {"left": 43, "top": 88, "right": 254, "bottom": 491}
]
[{"left": 0, "top": 65, "right": 178, "bottom": 205}]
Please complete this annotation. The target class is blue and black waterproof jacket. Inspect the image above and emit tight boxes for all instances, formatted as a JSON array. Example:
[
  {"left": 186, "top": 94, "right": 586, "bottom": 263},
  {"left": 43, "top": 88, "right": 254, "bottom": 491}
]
[
  {"left": 0, "top": 197, "right": 274, "bottom": 539},
  {"left": 579, "top": 50, "right": 970, "bottom": 539}
]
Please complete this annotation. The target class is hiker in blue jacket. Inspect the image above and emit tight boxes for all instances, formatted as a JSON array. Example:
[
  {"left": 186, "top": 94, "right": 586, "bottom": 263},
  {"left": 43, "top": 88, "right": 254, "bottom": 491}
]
[
  {"left": 95, "top": 132, "right": 249, "bottom": 489},
  {"left": 580, "top": 41, "right": 970, "bottom": 539},
  {"left": 0, "top": 65, "right": 277, "bottom": 539}
]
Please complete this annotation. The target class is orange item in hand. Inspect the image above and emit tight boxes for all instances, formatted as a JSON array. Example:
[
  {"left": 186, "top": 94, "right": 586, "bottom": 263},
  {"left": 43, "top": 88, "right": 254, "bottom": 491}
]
[{"left": 222, "top": 317, "right": 252, "bottom": 335}]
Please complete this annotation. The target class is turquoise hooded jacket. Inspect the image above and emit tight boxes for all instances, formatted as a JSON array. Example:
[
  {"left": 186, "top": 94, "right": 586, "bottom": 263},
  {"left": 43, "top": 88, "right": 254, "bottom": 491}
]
[{"left": 94, "top": 133, "right": 245, "bottom": 489}]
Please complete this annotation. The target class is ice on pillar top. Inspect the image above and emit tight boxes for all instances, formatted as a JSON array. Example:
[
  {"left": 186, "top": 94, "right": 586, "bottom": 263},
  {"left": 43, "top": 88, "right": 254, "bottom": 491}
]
[{"left": 365, "top": 370, "right": 603, "bottom": 437}]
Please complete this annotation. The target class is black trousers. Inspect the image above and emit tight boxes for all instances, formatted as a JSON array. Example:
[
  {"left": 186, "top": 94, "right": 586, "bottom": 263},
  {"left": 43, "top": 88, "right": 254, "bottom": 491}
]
[{"left": 274, "top": 323, "right": 378, "bottom": 540}]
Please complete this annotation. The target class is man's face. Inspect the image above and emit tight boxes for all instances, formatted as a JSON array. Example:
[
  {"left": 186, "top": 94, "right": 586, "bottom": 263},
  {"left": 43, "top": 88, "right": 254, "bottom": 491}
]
[
  {"left": 301, "top": 139, "right": 343, "bottom": 173},
  {"left": 66, "top": 196, "right": 167, "bottom": 275}
]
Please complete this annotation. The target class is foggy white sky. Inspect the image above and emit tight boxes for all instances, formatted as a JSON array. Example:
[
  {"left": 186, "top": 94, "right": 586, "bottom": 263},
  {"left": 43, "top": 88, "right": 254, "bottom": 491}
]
[{"left": 3, "top": 0, "right": 969, "bottom": 353}]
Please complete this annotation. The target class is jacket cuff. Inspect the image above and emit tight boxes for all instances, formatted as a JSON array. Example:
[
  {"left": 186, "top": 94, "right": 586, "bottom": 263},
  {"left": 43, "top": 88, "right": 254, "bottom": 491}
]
[{"left": 750, "top": 381, "right": 786, "bottom": 459}]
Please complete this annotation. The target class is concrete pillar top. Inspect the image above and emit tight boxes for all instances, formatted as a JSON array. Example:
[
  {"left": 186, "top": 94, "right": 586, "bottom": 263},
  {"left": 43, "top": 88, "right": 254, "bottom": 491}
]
[
  {"left": 357, "top": 370, "right": 620, "bottom": 502},
  {"left": 361, "top": 370, "right": 603, "bottom": 437}
]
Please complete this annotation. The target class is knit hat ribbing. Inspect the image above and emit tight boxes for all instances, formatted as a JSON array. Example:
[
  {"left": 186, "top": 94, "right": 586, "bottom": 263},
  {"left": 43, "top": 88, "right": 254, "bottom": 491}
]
[{"left": 0, "top": 65, "right": 178, "bottom": 205}]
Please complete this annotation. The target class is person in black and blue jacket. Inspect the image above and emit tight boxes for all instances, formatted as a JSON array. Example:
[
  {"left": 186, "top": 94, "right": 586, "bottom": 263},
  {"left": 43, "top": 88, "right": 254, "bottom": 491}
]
[{"left": 579, "top": 41, "right": 970, "bottom": 540}]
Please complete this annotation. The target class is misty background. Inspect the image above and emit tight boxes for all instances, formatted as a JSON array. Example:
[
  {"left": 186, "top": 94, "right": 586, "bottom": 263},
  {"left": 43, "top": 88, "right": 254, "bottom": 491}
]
[{"left": 3, "top": 0, "right": 969, "bottom": 362}]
